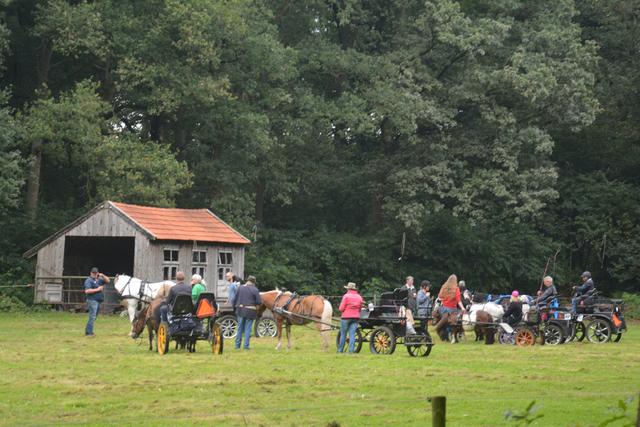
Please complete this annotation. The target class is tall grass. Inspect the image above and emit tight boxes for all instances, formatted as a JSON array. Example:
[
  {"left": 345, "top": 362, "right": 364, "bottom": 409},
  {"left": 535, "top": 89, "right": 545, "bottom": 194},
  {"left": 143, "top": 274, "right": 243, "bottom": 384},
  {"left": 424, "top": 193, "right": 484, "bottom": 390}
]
[{"left": 0, "top": 312, "right": 637, "bottom": 426}]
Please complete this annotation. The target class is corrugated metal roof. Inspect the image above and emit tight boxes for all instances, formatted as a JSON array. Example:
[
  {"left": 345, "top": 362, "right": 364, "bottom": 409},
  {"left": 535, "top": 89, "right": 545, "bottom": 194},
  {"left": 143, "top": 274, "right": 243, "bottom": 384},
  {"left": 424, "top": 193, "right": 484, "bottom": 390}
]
[{"left": 111, "top": 202, "right": 250, "bottom": 244}]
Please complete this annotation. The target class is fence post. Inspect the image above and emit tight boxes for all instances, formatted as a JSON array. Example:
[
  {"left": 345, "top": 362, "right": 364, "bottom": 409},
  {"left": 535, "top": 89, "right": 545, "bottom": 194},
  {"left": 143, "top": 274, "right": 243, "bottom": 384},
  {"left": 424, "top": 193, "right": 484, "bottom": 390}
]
[
  {"left": 636, "top": 390, "right": 639, "bottom": 427},
  {"left": 432, "top": 396, "right": 446, "bottom": 427}
]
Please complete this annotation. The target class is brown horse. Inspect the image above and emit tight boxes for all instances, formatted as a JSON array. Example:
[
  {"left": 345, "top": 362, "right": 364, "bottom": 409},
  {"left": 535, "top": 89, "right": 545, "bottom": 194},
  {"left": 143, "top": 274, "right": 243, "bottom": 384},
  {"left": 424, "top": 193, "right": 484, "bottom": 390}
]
[
  {"left": 257, "top": 290, "right": 333, "bottom": 350},
  {"left": 434, "top": 309, "right": 495, "bottom": 345},
  {"left": 132, "top": 298, "right": 165, "bottom": 351}
]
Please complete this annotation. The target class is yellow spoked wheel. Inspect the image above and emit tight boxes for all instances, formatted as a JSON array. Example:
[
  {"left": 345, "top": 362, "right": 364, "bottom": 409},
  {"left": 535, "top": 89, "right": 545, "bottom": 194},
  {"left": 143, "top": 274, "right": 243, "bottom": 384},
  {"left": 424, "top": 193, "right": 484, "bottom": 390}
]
[
  {"left": 210, "top": 323, "right": 224, "bottom": 355},
  {"left": 158, "top": 322, "right": 171, "bottom": 355},
  {"left": 369, "top": 326, "right": 396, "bottom": 355},
  {"left": 516, "top": 328, "right": 535, "bottom": 347}
]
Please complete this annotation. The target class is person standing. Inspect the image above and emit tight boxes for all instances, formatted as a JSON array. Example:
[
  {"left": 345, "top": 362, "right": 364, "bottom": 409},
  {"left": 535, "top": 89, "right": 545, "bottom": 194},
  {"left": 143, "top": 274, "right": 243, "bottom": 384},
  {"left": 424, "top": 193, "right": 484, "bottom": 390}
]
[
  {"left": 572, "top": 271, "right": 595, "bottom": 312},
  {"left": 191, "top": 274, "right": 207, "bottom": 302},
  {"left": 225, "top": 271, "right": 238, "bottom": 305},
  {"left": 84, "top": 267, "right": 109, "bottom": 337},
  {"left": 232, "top": 275, "right": 262, "bottom": 350},
  {"left": 438, "top": 274, "right": 465, "bottom": 341},
  {"left": 400, "top": 276, "right": 417, "bottom": 333},
  {"left": 338, "top": 282, "right": 363, "bottom": 354},
  {"left": 417, "top": 280, "right": 431, "bottom": 316}
]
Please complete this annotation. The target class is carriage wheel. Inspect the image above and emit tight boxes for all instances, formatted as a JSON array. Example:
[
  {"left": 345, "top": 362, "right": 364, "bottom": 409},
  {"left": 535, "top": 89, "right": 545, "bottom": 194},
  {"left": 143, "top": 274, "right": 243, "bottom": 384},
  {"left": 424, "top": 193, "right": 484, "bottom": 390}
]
[
  {"left": 209, "top": 322, "right": 224, "bottom": 355},
  {"left": 543, "top": 323, "right": 565, "bottom": 345},
  {"left": 516, "top": 328, "right": 535, "bottom": 347},
  {"left": 498, "top": 327, "right": 516, "bottom": 345},
  {"left": 586, "top": 319, "right": 612, "bottom": 343},
  {"left": 613, "top": 333, "right": 622, "bottom": 343},
  {"left": 567, "top": 322, "right": 586, "bottom": 342},
  {"left": 218, "top": 315, "right": 238, "bottom": 339},
  {"left": 157, "top": 322, "right": 171, "bottom": 355},
  {"left": 254, "top": 315, "right": 277, "bottom": 338},
  {"left": 406, "top": 328, "right": 433, "bottom": 357},
  {"left": 369, "top": 326, "right": 396, "bottom": 355},
  {"left": 336, "top": 329, "right": 363, "bottom": 354}
]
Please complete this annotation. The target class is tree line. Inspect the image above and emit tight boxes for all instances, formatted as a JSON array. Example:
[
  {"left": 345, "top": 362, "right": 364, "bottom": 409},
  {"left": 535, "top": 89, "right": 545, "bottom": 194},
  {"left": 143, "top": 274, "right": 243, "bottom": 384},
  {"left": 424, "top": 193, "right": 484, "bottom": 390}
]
[{"left": 1, "top": 0, "right": 639, "bottom": 304}]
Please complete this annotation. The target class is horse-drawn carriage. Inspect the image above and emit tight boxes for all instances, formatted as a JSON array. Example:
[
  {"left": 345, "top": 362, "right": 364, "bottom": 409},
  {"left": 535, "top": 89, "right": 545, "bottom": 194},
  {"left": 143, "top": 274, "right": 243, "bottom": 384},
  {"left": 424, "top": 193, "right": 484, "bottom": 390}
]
[
  {"left": 497, "top": 305, "right": 569, "bottom": 346},
  {"left": 336, "top": 288, "right": 436, "bottom": 357},
  {"left": 560, "top": 290, "right": 627, "bottom": 343},
  {"left": 155, "top": 292, "right": 224, "bottom": 355}
]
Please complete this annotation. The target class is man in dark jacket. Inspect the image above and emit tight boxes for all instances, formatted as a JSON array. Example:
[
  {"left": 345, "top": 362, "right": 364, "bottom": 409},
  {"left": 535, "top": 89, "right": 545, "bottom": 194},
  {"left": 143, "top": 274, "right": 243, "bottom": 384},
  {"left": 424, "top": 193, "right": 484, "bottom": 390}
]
[
  {"left": 232, "top": 275, "right": 263, "bottom": 350},
  {"left": 162, "top": 271, "right": 190, "bottom": 321},
  {"left": 84, "top": 267, "right": 109, "bottom": 337},
  {"left": 534, "top": 276, "right": 557, "bottom": 307},
  {"left": 572, "top": 271, "right": 595, "bottom": 312}
]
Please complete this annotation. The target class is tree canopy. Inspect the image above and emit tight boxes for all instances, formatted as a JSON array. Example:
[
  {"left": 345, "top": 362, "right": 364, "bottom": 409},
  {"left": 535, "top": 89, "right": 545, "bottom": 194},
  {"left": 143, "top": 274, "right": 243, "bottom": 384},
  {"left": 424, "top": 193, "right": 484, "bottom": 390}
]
[{"left": 1, "top": 0, "right": 639, "bottom": 301}]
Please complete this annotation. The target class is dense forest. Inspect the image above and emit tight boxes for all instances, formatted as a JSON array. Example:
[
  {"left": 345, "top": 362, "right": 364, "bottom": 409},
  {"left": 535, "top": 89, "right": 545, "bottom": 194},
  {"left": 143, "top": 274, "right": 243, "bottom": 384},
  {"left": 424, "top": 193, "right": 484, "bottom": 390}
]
[{"left": 1, "top": 0, "right": 639, "bottom": 306}]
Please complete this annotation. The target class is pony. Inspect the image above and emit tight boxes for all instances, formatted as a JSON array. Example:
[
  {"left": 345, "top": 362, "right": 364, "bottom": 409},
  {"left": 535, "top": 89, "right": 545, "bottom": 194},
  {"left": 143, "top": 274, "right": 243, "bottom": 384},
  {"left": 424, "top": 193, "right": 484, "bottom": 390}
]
[
  {"left": 256, "top": 290, "right": 333, "bottom": 351},
  {"left": 131, "top": 298, "right": 165, "bottom": 351},
  {"left": 114, "top": 274, "right": 174, "bottom": 335},
  {"left": 435, "top": 309, "right": 495, "bottom": 344}
]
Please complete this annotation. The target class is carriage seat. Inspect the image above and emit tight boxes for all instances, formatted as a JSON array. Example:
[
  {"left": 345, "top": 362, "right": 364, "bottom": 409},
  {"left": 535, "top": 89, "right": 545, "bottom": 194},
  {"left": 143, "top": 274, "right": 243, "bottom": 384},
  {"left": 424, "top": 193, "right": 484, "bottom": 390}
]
[
  {"left": 168, "top": 295, "right": 204, "bottom": 335},
  {"left": 575, "top": 289, "right": 595, "bottom": 314},
  {"left": 377, "top": 288, "right": 408, "bottom": 315}
]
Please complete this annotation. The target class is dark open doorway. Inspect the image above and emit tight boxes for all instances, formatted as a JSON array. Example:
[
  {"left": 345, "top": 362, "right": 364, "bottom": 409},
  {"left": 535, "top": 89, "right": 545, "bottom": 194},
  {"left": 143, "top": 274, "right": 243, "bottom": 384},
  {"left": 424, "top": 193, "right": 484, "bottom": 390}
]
[{"left": 63, "top": 236, "right": 135, "bottom": 310}]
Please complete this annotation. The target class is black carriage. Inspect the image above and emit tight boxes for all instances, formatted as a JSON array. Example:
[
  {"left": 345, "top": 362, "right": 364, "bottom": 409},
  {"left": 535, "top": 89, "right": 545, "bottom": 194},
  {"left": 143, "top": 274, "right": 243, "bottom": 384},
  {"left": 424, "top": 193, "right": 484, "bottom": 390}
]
[
  {"left": 157, "top": 293, "right": 224, "bottom": 355},
  {"left": 562, "top": 291, "right": 627, "bottom": 343},
  {"left": 498, "top": 305, "right": 570, "bottom": 346},
  {"left": 216, "top": 303, "right": 278, "bottom": 340},
  {"left": 336, "top": 288, "right": 436, "bottom": 357}
]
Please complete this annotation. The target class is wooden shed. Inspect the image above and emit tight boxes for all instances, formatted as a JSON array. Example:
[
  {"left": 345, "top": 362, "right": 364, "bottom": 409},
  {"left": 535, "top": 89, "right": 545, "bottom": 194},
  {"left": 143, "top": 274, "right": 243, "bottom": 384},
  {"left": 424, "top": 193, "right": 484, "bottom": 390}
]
[{"left": 23, "top": 201, "right": 251, "bottom": 312}]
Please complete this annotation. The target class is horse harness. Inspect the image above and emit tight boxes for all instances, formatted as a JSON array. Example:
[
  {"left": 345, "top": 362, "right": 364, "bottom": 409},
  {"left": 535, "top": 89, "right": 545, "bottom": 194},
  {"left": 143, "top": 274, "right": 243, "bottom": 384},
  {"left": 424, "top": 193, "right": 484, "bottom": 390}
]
[
  {"left": 271, "top": 292, "right": 324, "bottom": 326},
  {"left": 119, "top": 276, "right": 149, "bottom": 310}
]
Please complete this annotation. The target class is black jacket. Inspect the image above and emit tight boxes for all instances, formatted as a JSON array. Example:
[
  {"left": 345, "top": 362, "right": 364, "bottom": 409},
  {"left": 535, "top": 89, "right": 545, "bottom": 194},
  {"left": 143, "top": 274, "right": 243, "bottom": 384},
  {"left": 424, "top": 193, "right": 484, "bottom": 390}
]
[{"left": 537, "top": 285, "right": 557, "bottom": 306}]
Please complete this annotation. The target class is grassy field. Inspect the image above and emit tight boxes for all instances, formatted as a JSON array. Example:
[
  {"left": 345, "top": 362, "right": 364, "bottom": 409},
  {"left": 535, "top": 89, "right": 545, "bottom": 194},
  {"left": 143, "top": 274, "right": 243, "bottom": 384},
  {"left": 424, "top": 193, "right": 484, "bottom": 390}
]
[{"left": 0, "top": 312, "right": 638, "bottom": 427}]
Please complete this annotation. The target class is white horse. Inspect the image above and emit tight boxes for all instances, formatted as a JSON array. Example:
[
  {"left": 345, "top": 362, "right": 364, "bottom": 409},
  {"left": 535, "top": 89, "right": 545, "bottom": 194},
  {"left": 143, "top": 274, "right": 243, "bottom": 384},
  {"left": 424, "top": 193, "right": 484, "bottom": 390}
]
[{"left": 114, "top": 274, "right": 174, "bottom": 335}]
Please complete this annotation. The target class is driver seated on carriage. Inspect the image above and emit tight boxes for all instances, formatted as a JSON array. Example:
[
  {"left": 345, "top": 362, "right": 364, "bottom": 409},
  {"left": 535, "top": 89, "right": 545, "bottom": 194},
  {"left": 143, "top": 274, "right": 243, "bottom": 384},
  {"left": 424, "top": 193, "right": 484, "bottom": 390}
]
[
  {"left": 503, "top": 291, "right": 523, "bottom": 327},
  {"left": 161, "top": 271, "right": 192, "bottom": 323}
]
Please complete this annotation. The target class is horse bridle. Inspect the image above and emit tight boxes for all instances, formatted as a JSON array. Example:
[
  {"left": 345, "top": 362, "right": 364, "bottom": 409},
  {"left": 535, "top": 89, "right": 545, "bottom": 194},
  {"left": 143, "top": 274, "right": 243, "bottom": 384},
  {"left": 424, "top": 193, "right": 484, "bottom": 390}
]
[{"left": 118, "top": 276, "right": 148, "bottom": 310}]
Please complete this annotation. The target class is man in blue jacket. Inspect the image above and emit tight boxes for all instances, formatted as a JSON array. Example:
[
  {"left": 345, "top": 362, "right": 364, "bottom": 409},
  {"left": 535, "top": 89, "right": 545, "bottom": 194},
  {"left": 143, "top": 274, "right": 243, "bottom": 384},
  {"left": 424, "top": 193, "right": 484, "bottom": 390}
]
[
  {"left": 572, "top": 271, "right": 595, "bottom": 312},
  {"left": 84, "top": 267, "right": 110, "bottom": 337},
  {"left": 232, "top": 275, "right": 263, "bottom": 350}
]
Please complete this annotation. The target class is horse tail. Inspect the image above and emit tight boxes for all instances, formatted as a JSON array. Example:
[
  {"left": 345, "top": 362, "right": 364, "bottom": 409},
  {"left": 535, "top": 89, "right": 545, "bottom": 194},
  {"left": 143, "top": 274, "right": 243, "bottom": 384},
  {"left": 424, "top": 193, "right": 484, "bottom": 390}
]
[{"left": 320, "top": 300, "right": 332, "bottom": 350}]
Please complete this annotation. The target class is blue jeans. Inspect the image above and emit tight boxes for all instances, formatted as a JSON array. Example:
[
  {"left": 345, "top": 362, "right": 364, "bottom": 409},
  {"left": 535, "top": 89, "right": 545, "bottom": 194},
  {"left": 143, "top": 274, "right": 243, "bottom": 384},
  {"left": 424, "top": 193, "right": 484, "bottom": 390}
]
[
  {"left": 86, "top": 299, "right": 101, "bottom": 335},
  {"left": 440, "top": 306, "right": 457, "bottom": 340},
  {"left": 235, "top": 316, "right": 254, "bottom": 349},
  {"left": 338, "top": 318, "right": 359, "bottom": 353}
]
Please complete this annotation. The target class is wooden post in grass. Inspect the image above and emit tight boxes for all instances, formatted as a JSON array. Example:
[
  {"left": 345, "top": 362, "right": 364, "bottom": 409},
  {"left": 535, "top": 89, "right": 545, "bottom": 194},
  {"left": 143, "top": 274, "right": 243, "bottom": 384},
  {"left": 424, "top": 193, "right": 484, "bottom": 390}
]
[
  {"left": 636, "top": 390, "right": 639, "bottom": 427},
  {"left": 432, "top": 396, "right": 446, "bottom": 426}
]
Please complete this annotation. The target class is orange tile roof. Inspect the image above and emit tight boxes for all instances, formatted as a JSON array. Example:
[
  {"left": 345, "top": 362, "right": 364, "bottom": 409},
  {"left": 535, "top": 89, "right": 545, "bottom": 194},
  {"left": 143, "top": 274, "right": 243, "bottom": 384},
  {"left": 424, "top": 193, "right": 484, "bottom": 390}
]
[{"left": 111, "top": 202, "right": 250, "bottom": 244}]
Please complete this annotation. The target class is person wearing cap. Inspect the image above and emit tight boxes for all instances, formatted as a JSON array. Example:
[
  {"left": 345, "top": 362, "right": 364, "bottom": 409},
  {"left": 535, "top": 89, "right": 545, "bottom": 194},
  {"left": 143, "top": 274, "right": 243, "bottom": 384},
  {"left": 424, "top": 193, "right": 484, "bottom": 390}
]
[
  {"left": 191, "top": 273, "right": 207, "bottom": 302},
  {"left": 84, "top": 267, "right": 110, "bottom": 337},
  {"left": 232, "top": 275, "right": 262, "bottom": 350},
  {"left": 503, "top": 291, "right": 523, "bottom": 327},
  {"left": 572, "top": 271, "right": 595, "bottom": 313},
  {"left": 417, "top": 280, "right": 431, "bottom": 316},
  {"left": 338, "top": 282, "right": 363, "bottom": 354}
]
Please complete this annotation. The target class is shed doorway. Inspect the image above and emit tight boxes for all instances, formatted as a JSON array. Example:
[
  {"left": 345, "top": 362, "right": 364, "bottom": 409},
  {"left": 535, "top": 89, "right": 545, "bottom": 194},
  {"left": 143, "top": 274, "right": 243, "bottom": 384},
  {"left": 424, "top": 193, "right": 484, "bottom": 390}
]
[{"left": 63, "top": 236, "right": 135, "bottom": 309}]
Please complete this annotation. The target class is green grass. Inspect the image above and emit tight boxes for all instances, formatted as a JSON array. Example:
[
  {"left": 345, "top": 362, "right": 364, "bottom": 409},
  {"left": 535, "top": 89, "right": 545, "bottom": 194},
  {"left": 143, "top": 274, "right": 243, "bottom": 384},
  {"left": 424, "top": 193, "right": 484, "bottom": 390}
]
[{"left": 0, "top": 312, "right": 638, "bottom": 426}]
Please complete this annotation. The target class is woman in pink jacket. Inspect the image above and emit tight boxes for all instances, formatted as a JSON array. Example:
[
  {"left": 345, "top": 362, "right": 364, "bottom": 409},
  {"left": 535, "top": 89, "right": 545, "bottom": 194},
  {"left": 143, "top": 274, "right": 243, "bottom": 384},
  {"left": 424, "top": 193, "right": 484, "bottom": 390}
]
[{"left": 338, "top": 282, "right": 363, "bottom": 353}]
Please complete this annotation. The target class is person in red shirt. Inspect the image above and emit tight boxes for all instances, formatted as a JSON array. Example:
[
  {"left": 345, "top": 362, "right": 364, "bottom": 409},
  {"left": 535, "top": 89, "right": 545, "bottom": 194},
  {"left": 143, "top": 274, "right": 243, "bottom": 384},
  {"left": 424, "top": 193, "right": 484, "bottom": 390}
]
[
  {"left": 438, "top": 274, "right": 466, "bottom": 341},
  {"left": 338, "top": 282, "right": 363, "bottom": 353}
]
